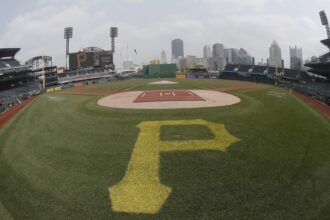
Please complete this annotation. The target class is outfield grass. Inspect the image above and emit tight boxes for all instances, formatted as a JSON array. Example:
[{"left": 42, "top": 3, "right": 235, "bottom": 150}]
[{"left": 0, "top": 79, "right": 329, "bottom": 219}]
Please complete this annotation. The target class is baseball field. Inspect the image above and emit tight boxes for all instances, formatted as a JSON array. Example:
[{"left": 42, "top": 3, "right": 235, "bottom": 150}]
[{"left": 0, "top": 79, "right": 329, "bottom": 219}]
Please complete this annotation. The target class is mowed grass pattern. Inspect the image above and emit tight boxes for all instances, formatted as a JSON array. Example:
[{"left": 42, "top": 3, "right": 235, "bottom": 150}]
[{"left": 0, "top": 79, "right": 329, "bottom": 219}]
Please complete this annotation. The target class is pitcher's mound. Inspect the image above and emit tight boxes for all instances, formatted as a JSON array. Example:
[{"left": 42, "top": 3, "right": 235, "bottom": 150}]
[
  {"left": 98, "top": 90, "right": 240, "bottom": 109},
  {"left": 149, "top": 80, "right": 178, "bottom": 85}
]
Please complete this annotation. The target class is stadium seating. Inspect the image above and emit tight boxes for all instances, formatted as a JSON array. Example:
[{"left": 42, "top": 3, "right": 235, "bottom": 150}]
[
  {"left": 282, "top": 69, "right": 299, "bottom": 80},
  {"left": 221, "top": 64, "right": 329, "bottom": 106},
  {"left": 252, "top": 66, "right": 267, "bottom": 74},
  {"left": 57, "top": 67, "right": 114, "bottom": 84},
  {"left": 0, "top": 81, "right": 40, "bottom": 113},
  {"left": 224, "top": 64, "right": 239, "bottom": 72},
  {"left": 238, "top": 65, "right": 253, "bottom": 72},
  {"left": 3, "top": 59, "right": 20, "bottom": 67}
]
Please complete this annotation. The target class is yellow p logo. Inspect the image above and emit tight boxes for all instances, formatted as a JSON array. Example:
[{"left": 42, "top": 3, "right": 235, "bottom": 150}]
[
  {"left": 109, "top": 119, "right": 239, "bottom": 214},
  {"left": 77, "top": 53, "right": 87, "bottom": 69}
]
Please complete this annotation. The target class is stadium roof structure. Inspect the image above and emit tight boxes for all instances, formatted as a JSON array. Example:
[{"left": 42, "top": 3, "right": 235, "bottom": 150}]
[
  {"left": 305, "top": 38, "right": 330, "bottom": 79},
  {"left": 0, "top": 48, "right": 20, "bottom": 59},
  {"left": 25, "top": 56, "right": 53, "bottom": 65},
  {"left": 79, "top": 47, "right": 105, "bottom": 53},
  {"left": 321, "top": 38, "right": 330, "bottom": 49}
]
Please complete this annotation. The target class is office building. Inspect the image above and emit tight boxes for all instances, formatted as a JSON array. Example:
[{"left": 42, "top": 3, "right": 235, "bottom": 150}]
[
  {"left": 290, "top": 46, "right": 303, "bottom": 70},
  {"left": 171, "top": 39, "right": 184, "bottom": 60},
  {"left": 269, "top": 41, "right": 282, "bottom": 68},
  {"left": 161, "top": 50, "right": 167, "bottom": 64}
]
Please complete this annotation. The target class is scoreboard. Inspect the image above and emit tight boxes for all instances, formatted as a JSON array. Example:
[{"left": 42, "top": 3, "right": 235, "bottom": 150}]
[{"left": 69, "top": 50, "right": 114, "bottom": 71}]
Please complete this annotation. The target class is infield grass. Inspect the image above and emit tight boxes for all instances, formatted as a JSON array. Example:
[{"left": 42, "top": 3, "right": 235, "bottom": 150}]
[{"left": 0, "top": 79, "right": 329, "bottom": 219}]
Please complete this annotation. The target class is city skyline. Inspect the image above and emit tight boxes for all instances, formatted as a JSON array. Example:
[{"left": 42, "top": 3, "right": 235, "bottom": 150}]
[{"left": 0, "top": 0, "right": 329, "bottom": 68}]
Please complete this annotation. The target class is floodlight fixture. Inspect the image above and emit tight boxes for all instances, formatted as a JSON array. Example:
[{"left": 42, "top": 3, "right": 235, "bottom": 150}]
[
  {"left": 64, "top": 27, "right": 73, "bottom": 39},
  {"left": 110, "top": 27, "right": 118, "bottom": 52},
  {"left": 110, "top": 27, "right": 118, "bottom": 38},
  {"left": 64, "top": 27, "right": 73, "bottom": 70},
  {"left": 320, "top": 10, "right": 329, "bottom": 26},
  {"left": 319, "top": 10, "right": 330, "bottom": 39}
]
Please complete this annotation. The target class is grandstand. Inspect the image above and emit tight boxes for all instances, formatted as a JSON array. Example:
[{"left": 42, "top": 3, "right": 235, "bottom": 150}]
[
  {"left": 221, "top": 63, "right": 329, "bottom": 105},
  {"left": 0, "top": 48, "right": 40, "bottom": 112},
  {"left": 305, "top": 11, "right": 330, "bottom": 80},
  {"left": 26, "top": 56, "right": 58, "bottom": 88},
  {"left": 57, "top": 67, "right": 114, "bottom": 84},
  {"left": 238, "top": 64, "right": 253, "bottom": 74},
  {"left": 58, "top": 47, "right": 115, "bottom": 85},
  {"left": 221, "top": 64, "right": 299, "bottom": 83}
]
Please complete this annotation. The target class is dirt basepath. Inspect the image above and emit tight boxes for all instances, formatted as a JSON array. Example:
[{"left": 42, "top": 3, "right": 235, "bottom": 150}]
[
  {"left": 0, "top": 96, "right": 37, "bottom": 129},
  {"left": 62, "top": 84, "right": 263, "bottom": 96},
  {"left": 61, "top": 90, "right": 122, "bottom": 95},
  {"left": 214, "top": 84, "right": 263, "bottom": 92},
  {"left": 292, "top": 91, "right": 330, "bottom": 119}
]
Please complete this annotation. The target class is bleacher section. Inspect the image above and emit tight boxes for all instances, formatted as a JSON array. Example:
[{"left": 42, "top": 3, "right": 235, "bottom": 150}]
[
  {"left": 26, "top": 56, "right": 58, "bottom": 88},
  {"left": 224, "top": 64, "right": 239, "bottom": 72},
  {"left": 282, "top": 69, "right": 299, "bottom": 81},
  {"left": 290, "top": 82, "right": 330, "bottom": 105},
  {"left": 221, "top": 63, "right": 330, "bottom": 106},
  {"left": 0, "top": 81, "right": 40, "bottom": 112},
  {"left": 0, "top": 48, "right": 41, "bottom": 112},
  {"left": 58, "top": 67, "right": 115, "bottom": 84},
  {"left": 252, "top": 66, "right": 267, "bottom": 74},
  {"left": 221, "top": 64, "right": 274, "bottom": 83},
  {"left": 238, "top": 65, "right": 253, "bottom": 73},
  {"left": 267, "top": 67, "right": 282, "bottom": 75}
]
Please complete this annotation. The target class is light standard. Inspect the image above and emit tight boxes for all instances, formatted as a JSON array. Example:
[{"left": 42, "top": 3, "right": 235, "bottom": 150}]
[{"left": 64, "top": 27, "right": 73, "bottom": 70}]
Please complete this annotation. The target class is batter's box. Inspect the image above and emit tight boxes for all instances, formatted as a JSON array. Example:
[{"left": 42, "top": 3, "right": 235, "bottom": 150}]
[{"left": 133, "top": 90, "right": 206, "bottom": 103}]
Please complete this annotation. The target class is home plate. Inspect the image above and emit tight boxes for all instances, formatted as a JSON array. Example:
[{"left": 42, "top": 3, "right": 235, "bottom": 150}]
[{"left": 98, "top": 90, "right": 241, "bottom": 109}]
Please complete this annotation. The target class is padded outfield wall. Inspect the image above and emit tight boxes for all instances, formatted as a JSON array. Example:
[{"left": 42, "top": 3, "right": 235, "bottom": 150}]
[{"left": 143, "top": 64, "right": 177, "bottom": 79}]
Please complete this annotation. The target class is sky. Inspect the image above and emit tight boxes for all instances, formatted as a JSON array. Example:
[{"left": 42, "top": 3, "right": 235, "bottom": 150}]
[{"left": 0, "top": 0, "right": 329, "bottom": 68}]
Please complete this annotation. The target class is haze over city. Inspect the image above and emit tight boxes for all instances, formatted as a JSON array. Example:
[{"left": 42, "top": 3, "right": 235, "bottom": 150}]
[{"left": 0, "top": 0, "right": 329, "bottom": 67}]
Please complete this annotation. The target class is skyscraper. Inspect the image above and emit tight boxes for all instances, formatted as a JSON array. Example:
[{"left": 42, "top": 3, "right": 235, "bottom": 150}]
[
  {"left": 161, "top": 50, "right": 167, "bottom": 64},
  {"left": 212, "top": 43, "right": 225, "bottom": 58},
  {"left": 203, "top": 45, "right": 211, "bottom": 60},
  {"left": 210, "top": 43, "right": 226, "bottom": 71},
  {"left": 171, "top": 39, "right": 184, "bottom": 60},
  {"left": 225, "top": 48, "right": 239, "bottom": 64},
  {"left": 269, "top": 41, "right": 282, "bottom": 68},
  {"left": 238, "top": 48, "right": 253, "bottom": 65},
  {"left": 290, "top": 46, "right": 303, "bottom": 70}
]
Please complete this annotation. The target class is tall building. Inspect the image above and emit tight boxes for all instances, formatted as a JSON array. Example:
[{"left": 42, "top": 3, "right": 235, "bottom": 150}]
[
  {"left": 203, "top": 45, "right": 211, "bottom": 68},
  {"left": 210, "top": 43, "right": 226, "bottom": 71},
  {"left": 186, "top": 55, "right": 198, "bottom": 68},
  {"left": 171, "top": 39, "right": 184, "bottom": 60},
  {"left": 203, "top": 45, "right": 211, "bottom": 60},
  {"left": 212, "top": 43, "right": 225, "bottom": 58},
  {"left": 160, "top": 50, "right": 167, "bottom": 64},
  {"left": 269, "top": 40, "right": 282, "bottom": 68},
  {"left": 238, "top": 48, "right": 253, "bottom": 65},
  {"left": 224, "top": 48, "right": 239, "bottom": 64},
  {"left": 290, "top": 46, "right": 303, "bottom": 70}
]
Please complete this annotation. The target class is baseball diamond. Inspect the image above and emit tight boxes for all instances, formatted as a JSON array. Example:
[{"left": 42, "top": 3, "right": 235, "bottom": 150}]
[{"left": 0, "top": 79, "right": 329, "bottom": 220}]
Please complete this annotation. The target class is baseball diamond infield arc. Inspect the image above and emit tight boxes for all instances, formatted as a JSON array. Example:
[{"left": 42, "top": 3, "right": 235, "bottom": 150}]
[{"left": 97, "top": 90, "right": 241, "bottom": 109}]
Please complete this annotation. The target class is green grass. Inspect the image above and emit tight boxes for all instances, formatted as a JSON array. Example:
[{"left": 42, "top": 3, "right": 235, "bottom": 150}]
[
  {"left": 67, "top": 78, "right": 253, "bottom": 92},
  {"left": 0, "top": 79, "right": 329, "bottom": 219},
  {"left": 160, "top": 125, "right": 215, "bottom": 141}
]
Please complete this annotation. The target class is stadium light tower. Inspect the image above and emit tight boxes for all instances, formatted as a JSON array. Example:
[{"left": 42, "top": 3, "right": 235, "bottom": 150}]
[
  {"left": 319, "top": 10, "right": 330, "bottom": 39},
  {"left": 110, "top": 27, "right": 118, "bottom": 52},
  {"left": 64, "top": 27, "right": 73, "bottom": 70}
]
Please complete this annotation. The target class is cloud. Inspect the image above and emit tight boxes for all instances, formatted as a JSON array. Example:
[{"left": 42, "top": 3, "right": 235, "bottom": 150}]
[
  {"left": 124, "top": 0, "right": 145, "bottom": 4},
  {"left": 0, "top": 0, "right": 328, "bottom": 67}
]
